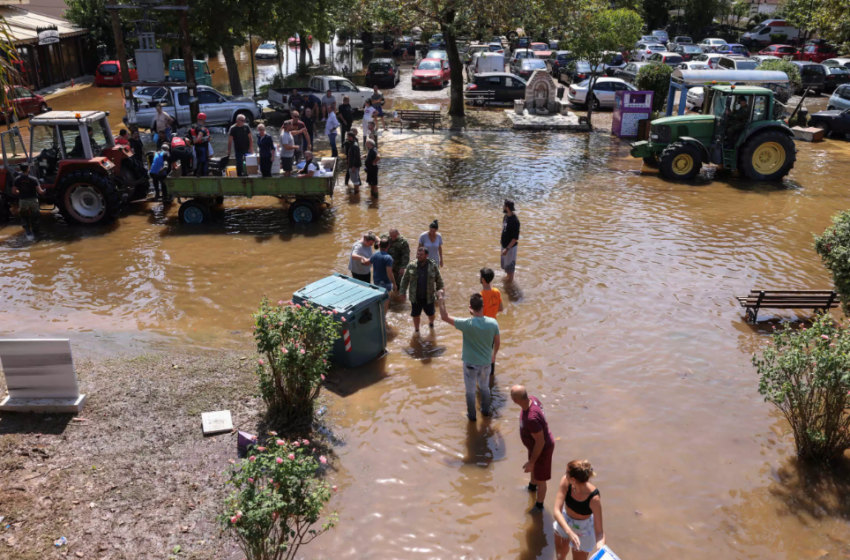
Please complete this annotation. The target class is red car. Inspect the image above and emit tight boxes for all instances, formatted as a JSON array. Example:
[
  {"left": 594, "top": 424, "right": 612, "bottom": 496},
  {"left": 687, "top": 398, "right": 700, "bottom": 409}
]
[
  {"left": 800, "top": 42, "right": 837, "bottom": 63},
  {"left": 412, "top": 58, "right": 450, "bottom": 89},
  {"left": 531, "top": 42, "right": 552, "bottom": 59},
  {"left": 0, "top": 86, "right": 48, "bottom": 122},
  {"left": 95, "top": 60, "right": 138, "bottom": 87},
  {"left": 757, "top": 45, "right": 800, "bottom": 59}
]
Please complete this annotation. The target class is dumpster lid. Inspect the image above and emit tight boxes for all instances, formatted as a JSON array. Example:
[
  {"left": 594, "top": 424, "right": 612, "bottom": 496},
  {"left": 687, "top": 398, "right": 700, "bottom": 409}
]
[{"left": 293, "top": 273, "right": 388, "bottom": 316}]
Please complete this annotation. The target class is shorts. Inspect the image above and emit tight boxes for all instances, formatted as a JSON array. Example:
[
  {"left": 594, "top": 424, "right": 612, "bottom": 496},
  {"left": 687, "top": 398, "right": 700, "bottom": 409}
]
[
  {"left": 554, "top": 512, "right": 596, "bottom": 553},
  {"left": 366, "top": 167, "right": 379, "bottom": 186},
  {"left": 527, "top": 443, "right": 554, "bottom": 481},
  {"left": 351, "top": 271, "right": 371, "bottom": 284},
  {"left": 280, "top": 157, "right": 293, "bottom": 172},
  {"left": 411, "top": 298, "right": 435, "bottom": 317},
  {"left": 501, "top": 245, "right": 517, "bottom": 273},
  {"left": 375, "top": 280, "right": 392, "bottom": 292},
  {"left": 18, "top": 197, "right": 40, "bottom": 217},
  {"left": 375, "top": 105, "right": 384, "bottom": 116},
  {"left": 350, "top": 168, "right": 361, "bottom": 186}
]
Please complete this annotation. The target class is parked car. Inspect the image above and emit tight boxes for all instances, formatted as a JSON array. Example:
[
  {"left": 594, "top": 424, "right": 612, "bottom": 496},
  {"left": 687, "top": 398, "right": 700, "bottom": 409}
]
[
  {"left": 429, "top": 33, "right": 445, "bottom": 49},
  {"left": 827, "top": 84, "right": 850, "bottom": 111},
  {"left": 510, "top": 48, "right": 535, "bottom": 64},
  {"left": 686, "top": 86, "right": 706, "bottom": 110},
  {"left": 546, "top": 50, "right": 573, "bottom": 75},
  {"left": 167, "top": 60, "right": 213, "bottom": 86},
  {"left": 0, "top": 86, "right": 48, "bottom": 122},
  {"left": 631, "top": 42, "right": 667, "bottom": 61},
  {"left": 425, "top": 50, "right": 449, "bottom": 63},
  {"left": 672, "top": 44, "right": 704, "bottom": 61},
  {"left": 715, "top": 44, "right": 750, "bottom": 57},
  {"left": 471, "top": 52, "right": 505, "bottom": 76},
  {"left": 602, "top": 52, "right": 627, "bottom": 75},
  {"left": 511, "top": 57, "right": 547, "bottom": 80},
  {"left": 412, "top": 58, "right": 449, "bottom": 89},
  {"left": 129, "top": 85, "right": 261, "bottom": 128},
  {"left": 647, "top": 52, "right": 684, "bottom": 67},
  {"left": 790, "top": 61, "right": 827, "bottom": 94},
  {"left": 558, "top": 60, "right": 604, "bottom": 85},
  {"left": 365, "top": 58, "right": 400, "bottom": 88},
  {"left": 530, "top": 42, "right": 550, "bottom": 53},
  {"left": 824, "top": 66, "right": 850, "bottom": 92},
  {"left": 488, "top": 42, "right": 505, "bottom": 54},
  {"left": 512, "top": 36, "right": 531, "bottom": 52},
  {"left": 757, "top": 45, "right": 800, "bottom": 59},
  {"left": 566, "top": 77, "right": 636, "bottom": 109},
  {"left": 613, "top": 61, "right": 649, "bottom": 84},
  {"left": 254, "top": 42, "right": 279, "bottom": 59},
  {"left": 679, "top": 62, "right": 710, "bottom": 71},
  {"left": 716, "top": 56, "right": 759, "bottom": 71},
  {"left": 741, "top": 19, "right": 800, "bottom": 48},
  {"left": 751, "top": 55, "right": 782, "bottom": 64},
  {"left": 465, "top": 44, "right": 490, "bottom": 64},
  {"left": 651, "top": 30, "right": 669, "bottom": 44},
  {"left": 667, "top": 36, "right": 693, "bottom": 51},
  {"left": 133, "top": 86, "right": 168, "bottom": 104},
  {"left": 823, "top": 58, "right": 850, "bottom": 69},
  {"left": 697, "top": 38, "right": 728, "bottom": 53},
  {"left": 800, "top": 42, "right": 837, "bottom": 63},
  {"left": 266, "top": 76, "right": 372, "bottom": 114},
  {"left": 693, "top": 53, "right": 726, "bottom": 69},
  {"left": 465, "top": 72, "right": 527, "bottom": 105},
  {"left": 638, "top": 35, "right": 662, "bottom": 45},
  {"left": 95, "top": 60, "right": 137, "bottom": 86},
  {"left": 809, "top": 107, "right": 850, "bottom": 136}
]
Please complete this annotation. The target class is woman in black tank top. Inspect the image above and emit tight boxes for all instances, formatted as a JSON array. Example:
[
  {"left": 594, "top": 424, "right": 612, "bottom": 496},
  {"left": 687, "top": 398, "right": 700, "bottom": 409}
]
[{"left": 553, "top": 460, "right": 606, "bottom": 559}]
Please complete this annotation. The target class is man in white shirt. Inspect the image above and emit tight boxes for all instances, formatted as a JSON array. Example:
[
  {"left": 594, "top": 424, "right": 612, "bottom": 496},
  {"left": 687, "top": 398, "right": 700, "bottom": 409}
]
[
  {"left": 362, "top": 99, "right": 377, "bottom": 141},
  {"left": 325, "top": 110, "right": 340, "bottom": 158},
  {"left": 348, "top": 233, "right": 377, "bottom": 283},
  {"left": 279, "top": 121, "right": 297, "bottom": 177}
]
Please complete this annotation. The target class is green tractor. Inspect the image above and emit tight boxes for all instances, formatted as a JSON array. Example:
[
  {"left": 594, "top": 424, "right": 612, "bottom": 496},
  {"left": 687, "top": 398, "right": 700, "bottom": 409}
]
[{"left": 630, "top": 85, "right": 796, "bottom": 181}]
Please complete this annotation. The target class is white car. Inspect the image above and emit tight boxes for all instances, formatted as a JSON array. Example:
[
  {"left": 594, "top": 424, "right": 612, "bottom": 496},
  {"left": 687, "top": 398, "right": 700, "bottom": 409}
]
[
  {"left": 686, "top": 86, "right": 705, "bottom": 109},
  {"left": 693, "top": 53, "right": 726, "bottom": 69},
  {"left": 631, "top": 43, "right": 667, "bottom": 62},
  {"left": 254, "top": 42, "right": 279, "bottom": 59},
  {"left": 823, "top": 58, "right": 850, "bottom": 69},
  {"left": 133, "top": 85, "right": 168, "bottom": 104},
  {"left": 698, "top": 38, "right": 728, "bottom": 52},
  {"left": 652, "top": 30, "right": 669, "bottom": 43},
  {"left": 566, "top": 77, "right": 636, "bottom": 109},
  {"left": 751, "top": 55, "right": 781, "bottom": 64},
  {"left": 679, "top": 61, "right": 710, "bottom": 70},
  {"left": 510, "top": 49, "right": 535, "bottom": 64}
]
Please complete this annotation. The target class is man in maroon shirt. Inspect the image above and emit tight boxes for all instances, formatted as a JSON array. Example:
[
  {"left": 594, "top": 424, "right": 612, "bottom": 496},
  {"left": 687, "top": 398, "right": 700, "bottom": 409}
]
[{"left": 511, "top": 385, "right": 555, "bottom": 511}]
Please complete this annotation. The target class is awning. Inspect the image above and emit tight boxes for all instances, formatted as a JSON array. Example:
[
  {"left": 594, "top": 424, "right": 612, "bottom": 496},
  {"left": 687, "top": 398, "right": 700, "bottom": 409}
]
[
  {"left": 672, "top": 69, "right": 790, "bottom": 85},
  {"left": 0, "top": 5, "right": 88, "bottom": 45}
]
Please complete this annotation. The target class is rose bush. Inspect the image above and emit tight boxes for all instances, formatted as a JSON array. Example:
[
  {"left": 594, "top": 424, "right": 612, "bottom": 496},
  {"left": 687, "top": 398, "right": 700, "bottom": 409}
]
[
  {"left": 253, "top": 297, "right": 340, "bottom": 427},
  {"left": 219, "top": 437, "right": 337, "bottom": 560},
  {"left": 753, "top": 314, "right": 850, "bottom": 462}
]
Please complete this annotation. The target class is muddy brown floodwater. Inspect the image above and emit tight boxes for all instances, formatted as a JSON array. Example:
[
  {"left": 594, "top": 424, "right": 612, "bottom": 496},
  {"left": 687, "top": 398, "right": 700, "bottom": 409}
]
[{"left": 3, "top": 129, "right": 850, "bottom": 559}]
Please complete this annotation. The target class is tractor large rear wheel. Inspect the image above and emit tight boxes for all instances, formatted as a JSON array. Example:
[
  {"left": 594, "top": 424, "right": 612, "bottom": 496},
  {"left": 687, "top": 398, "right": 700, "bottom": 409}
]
[
  {"left": 739, "top": 130, "right": 796, "bottom": 182},
  {"left": 659, "top": 142, "right": 702, "bottom": 181},
  {"left": 57, "top": 170, "right": 121, "bottom": 225}
]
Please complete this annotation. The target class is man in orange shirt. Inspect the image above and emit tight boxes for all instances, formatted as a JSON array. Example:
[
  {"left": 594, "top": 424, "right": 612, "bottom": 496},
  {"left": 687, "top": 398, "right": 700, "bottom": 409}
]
[{"left": 480, "top": 267, "right": 504, "bottom": 375}]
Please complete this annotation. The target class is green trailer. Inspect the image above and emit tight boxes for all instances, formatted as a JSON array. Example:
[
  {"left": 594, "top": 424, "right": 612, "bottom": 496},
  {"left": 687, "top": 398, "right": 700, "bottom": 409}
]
[{"left": 165, "top": 159, "right": 339, "bottom": 224}]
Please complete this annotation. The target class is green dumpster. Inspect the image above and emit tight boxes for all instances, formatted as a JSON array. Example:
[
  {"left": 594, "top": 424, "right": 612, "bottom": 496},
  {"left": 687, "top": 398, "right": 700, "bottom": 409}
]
[{"left": 292, "top": 273, "right": 389, "bottom": 368}]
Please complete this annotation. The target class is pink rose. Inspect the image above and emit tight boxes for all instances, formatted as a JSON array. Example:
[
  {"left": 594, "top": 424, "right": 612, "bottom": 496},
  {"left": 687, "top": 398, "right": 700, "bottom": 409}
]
[
  {"left": 300, "top": 348, "right": 306, "bottom": 354},
  {"left": 278, "top": 300, "right": 284, "bottom": 305},
  {"left": 276, "top": 439, "right": 285, "bottom": 446},
  {"left": 248, "top": 478, "right": 254, "bottom": 484},
  {"left": 269, "top": 431, "right": 278, "bottom": 436},
  {"left": 257, "top": 446, "right": 266, "bottom": 452},
  {"left": 320, "top": 456, "right": 327, "bottom": 464},
  {"left": 332, "top": 485, "right": 338, "bottom": 492},
  {"left": 822, "top": 334, "right": 830, "bottom": 340},
  {"left": 341, "top": 317, "right": 347, "bottom": 322},
  {"left": 236, "top": 511, "right": 243, "bottom": 519},
  {"left": 264, "top": 315, "right": 268, "bottom": 318},
  {"left": 322, "top": 359, "right": 327, "bottom": 364},
  {"left": 276, "top": 457, "right": 283, "bottom": 464},
  {"left": 302, "top": 439, "right": 309, "bottom": 445},
  {"left": 249, "top": 456, "right": 256, "bottom": 462},
  {"left": 230, "top": 516, "right": 238, "bottom": 524},
  {"left": 293, "top": 441, "right": 300, "bottom": 447},
  {"left": 258, "top": 359, "right": 264, "bottom": 365},
  {"left": 283, "top": 348, "right": 288, "bottom": 354},
  {"left": 321, "top": 374, "right": 325, "bottom": 380},
  {"left": 288, "top": 453, "right": 295, "bottom": 460},
  {"left": 295, "top": 304, "right": 301, "bottom": 309}
]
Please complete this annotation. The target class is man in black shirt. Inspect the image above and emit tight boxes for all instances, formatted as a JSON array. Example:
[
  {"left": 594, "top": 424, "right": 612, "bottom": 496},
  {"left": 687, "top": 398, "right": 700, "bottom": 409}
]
[
  {"left": 128, "top": 129, "right": 145, "bottom": 166},
  {"left": 226, "top": 114, "right": 254, "bottom": 177},
  {"left": 501, "top": 199, "right": 520, "bottom": 281},
  {"left": 301, "top": 108, "right": 316, "bottom": 151},
  {"left": 11, "top": 163, "right": 45, "bottom": 236}
]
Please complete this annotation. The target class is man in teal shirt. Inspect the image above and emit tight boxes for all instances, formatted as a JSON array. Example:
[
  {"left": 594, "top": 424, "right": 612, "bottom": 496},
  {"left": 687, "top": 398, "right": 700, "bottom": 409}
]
[{"left": 438, "top": 291, "right": 501, "bottom": 421}]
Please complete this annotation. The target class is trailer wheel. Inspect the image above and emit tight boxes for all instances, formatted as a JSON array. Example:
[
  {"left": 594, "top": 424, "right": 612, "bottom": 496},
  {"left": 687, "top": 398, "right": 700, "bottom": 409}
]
[
  {"left": 288, "top": 200, "right": 318, "bottom": 223},
  {"left": 178, "top": 199, "right": 210, "bottom": 224}
]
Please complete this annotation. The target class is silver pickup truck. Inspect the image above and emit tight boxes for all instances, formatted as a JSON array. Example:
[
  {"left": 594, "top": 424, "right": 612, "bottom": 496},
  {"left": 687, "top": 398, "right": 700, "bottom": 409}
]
[
  {"left": 267, "top": 75, "right": 373, "bottom": 113},
  {"left": 124, "top": 85, "right": 262, "bottom": 129}
]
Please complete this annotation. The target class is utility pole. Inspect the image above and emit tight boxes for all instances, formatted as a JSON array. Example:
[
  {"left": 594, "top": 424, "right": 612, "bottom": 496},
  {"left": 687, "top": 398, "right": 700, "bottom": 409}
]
[{"left": 178, "top": 0, "right": 198, "bottom": 123}]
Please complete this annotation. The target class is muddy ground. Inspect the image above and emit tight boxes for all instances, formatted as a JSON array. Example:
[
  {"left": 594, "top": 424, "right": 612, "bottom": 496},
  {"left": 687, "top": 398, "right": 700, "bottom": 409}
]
[{"left": 0, "top": 350, "right": 340, "bottom": 560}]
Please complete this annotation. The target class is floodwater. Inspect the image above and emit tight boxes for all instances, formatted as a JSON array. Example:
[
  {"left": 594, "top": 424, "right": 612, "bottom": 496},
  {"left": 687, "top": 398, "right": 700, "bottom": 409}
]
[{"left": 3, "top": 129, "right": 850, "bottom": 560}]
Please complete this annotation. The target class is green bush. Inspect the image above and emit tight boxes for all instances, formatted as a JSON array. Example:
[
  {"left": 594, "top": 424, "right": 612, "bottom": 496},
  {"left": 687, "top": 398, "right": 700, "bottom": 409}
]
[
  {"left": 815, "top": 211, "right": 850, "bottom": 315},
  {"left": 769, "top": 32, "right": 788, "bottom": 44},
  {"left": 753, "top": 314, "right": 850, "bottom": 463},
  {"left": 219, "top": 437, "right": 337, "bottom": 560},
  {"left": 756, "top": 58, "right": 802, "bottom": 91},
  {"left": 635, "top": 63, "right": 674, "bottom": 112},
  {"left": 253, "top": 298, "right": 340, "bottom": 427}
]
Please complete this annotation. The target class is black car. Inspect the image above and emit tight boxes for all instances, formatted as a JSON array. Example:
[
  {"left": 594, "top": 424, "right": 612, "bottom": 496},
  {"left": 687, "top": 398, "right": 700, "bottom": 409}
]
[
  {"left": 789, "top": 61, "right": 827, "bottom": 95},
  {"left": 512, "top": 37, "right": 531, "bottom": 52},
  {"left": 557, "top": 60, "right": 603, "bottom": 85},
  {"left": 810, "top": 108, "right": 850, "bottom": 136},
  {"left": 545, "top": 51, "right": 573, "bottom": 76},
  {"left": 365, "top": 58, "right": 400, "bottom": 88},
  {"left": 672, "top": 44, "right": 704, "bottom": 62},
  {"left": 466, "top": 72, "right": 527, "bottom": 105},
  {"left": 824, "top": 66, "right": 850, "bottom": 92},
  {"left": 613, "top": 61, "right": 649, "bottom": 84}
]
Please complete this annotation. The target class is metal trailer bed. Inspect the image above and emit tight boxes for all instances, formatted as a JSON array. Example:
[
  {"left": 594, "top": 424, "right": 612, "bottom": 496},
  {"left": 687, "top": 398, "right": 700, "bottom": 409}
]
[{"left": 165, "top": 158, "right": 339, "bottom": 224}]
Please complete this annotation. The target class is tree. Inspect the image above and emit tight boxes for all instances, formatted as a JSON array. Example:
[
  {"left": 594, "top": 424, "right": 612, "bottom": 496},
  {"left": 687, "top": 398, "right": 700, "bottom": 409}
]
[
  {"left": 635, "top": 62, "right": 673, "bottom": 112},
  {"left": 640, "top": 0, "right": 670, "bottom": 31},
  {"left": 783, "top": 0, "right": 850, "bottom": 45},
  {"left": 680, "top": 0, "right": 720, "bottom": 36},
  {"left": 65, "top": 0, "right": 134, "bottom": 59},
  {"left": 756, "top": 59, "right": 802, "bottom": 92},
  {"left": 189, "top": 0, "right": 251, "bottom": 96},
  {"left": 815, "top": 210, "right": 850, "bottom": 315},
  {"left": 565, "top": 5, "right": 644, "bottom": 127}
]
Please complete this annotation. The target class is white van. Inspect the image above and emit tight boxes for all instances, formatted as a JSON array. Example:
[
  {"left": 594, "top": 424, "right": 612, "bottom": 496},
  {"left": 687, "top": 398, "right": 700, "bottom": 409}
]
[
  {"left": 473, "top": 52, "right": 505, "bottom": 76},
  {"left": 741, "top": 19, "right": 800, "bottom": 47}
]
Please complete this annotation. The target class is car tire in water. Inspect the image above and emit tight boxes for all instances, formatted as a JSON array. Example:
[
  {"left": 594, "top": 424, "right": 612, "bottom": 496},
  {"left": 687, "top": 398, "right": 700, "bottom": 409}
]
[
  {"left": 178, "top": 199, "right": 211, "bottom": 224},
  {"left": 288, "top": 200, "right": 318, "bottom": 223},
  {"left": 57, "top": 170, "right": 121, "bottom": 225},
  {"left": 659, "top": 142, "right": 702, "bottom": 180},
  {"left": 739, "top": 130, "right": 796, "bottom": 181}
]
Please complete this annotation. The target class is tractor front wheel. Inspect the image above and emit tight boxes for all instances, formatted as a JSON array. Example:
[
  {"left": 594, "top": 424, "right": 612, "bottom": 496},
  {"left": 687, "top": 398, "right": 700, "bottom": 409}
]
[
  {"left": 739, "top": 130, "right": 796, "bottom": 181},
  {"left": 659, "top": 143, "right": 702, "bottom": 181},
  {"left": 57, "top": 170, "right": 120, "bottom": 225}
]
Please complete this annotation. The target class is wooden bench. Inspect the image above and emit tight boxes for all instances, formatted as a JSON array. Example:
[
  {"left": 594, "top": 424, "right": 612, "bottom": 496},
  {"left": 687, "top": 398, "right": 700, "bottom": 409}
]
[
  {"left": 737, "top": 290, "right": 839, "bottom": 323},
  {"left": 397, "top": 110, "right": 441, "bottom": 132}
]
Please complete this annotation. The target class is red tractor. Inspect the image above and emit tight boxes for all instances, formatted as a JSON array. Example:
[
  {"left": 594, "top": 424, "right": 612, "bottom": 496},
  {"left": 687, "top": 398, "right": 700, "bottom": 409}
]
[{"left": 0, "top": 110, "right": 149, "bottom": 226}]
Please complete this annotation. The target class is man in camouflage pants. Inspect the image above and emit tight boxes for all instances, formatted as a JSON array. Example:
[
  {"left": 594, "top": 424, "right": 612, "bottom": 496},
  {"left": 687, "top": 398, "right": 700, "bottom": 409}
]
[
  {"left": 382, "top": 228, "right": 410, "bottom": 289},
  {"left": 399, "top": 246, "right": 444, "bottom": 332}
]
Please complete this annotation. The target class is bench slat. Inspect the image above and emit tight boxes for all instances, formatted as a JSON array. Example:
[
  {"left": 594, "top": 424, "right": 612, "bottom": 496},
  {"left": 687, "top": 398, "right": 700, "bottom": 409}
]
[
  {"left": 745, "top": 290, "right": 835, "bottom": 295},
  {"left": 739, "top": 300, "right": 839, "bottom": 306}
]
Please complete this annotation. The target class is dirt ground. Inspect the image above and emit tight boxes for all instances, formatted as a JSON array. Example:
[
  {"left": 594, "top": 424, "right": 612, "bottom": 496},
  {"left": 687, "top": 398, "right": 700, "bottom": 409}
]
[{"left": 0, "top": 351, "right": 339, "bottom": 560}]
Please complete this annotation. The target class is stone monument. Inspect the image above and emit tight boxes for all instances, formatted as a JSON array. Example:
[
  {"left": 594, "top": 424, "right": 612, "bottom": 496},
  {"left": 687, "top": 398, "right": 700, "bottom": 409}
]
[
  {"left": 525, "top": 70, "right": 558, "bottom": 115},
  {"left": 0, "top": 339, "right": 87, "bottom": 413}
]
